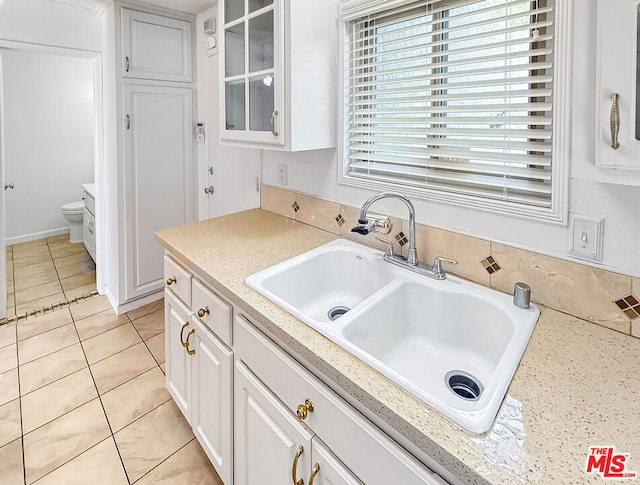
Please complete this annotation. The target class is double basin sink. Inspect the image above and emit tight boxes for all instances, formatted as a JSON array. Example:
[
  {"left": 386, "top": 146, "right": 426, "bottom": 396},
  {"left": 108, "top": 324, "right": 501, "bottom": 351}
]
[{"left": 246, "top": 239, "right": 539, "bottom": 434}]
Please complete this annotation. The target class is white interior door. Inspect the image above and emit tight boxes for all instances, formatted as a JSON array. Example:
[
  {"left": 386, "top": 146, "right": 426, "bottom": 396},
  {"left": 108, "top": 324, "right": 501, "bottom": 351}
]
[
  {"left": 204, "top": 51, "right": 261, "bottom": 219},
  {"left": 0, "top": 51, "right": 6, "bottom": 320}
]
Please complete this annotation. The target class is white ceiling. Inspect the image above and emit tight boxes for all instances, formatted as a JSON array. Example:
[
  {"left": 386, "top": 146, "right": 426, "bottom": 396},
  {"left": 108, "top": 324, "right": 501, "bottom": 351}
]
[{"left": 49, "top": 0, "right": 216, "bottom": 15}]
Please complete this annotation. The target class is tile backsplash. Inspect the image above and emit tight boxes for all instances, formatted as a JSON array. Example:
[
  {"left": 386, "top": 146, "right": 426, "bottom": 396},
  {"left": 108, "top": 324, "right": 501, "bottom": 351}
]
[{"left": 260, "top": 185, "right": 639, "bottom": 339}]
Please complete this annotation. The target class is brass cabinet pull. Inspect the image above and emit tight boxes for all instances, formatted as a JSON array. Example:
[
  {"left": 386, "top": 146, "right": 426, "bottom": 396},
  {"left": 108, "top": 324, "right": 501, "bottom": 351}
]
[
  {"left": 180, "top": 322, "right": 189, "bottom": 348},
  {"left": 185, "top": 329, "right": 195, "bottom": 355},
  {"left": 610, "top": 92, "right": 620, "bottom": 150},
  {"left": 166, "top": 276, "right": 177, "bottom": 286},
  {"left": 197, "top": 306, "right": 210, "bottom": 318},
  {"left": 296, "top": 398, "right": 314, "bottom": 420},
  {"left": 309, "top": 464, "right": 320, "bottom": 485},
  {"left": 292, "top": 446, "right": 304, "bottom": 485}
]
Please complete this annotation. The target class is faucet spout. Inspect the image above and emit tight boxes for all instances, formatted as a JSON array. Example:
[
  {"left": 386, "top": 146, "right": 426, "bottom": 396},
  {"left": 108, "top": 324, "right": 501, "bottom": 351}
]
[{"left": 355, "top": 192, "right": 418, "bottom": 266}]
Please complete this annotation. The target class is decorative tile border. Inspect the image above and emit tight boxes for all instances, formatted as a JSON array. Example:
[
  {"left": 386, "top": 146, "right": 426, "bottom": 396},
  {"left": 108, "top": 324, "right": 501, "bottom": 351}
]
[
  {"left": 614, "top": 295, "right": 640, "bottom": 320},
  {"left": 481, "top": 256, "right": 502, "bottom": 274},
  {"left": 260, "top": 185, "right": 638, "bottom": 339}
]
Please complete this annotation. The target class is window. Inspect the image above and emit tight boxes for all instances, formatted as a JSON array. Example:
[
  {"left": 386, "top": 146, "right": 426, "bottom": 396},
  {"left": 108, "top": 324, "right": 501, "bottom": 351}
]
[{"left": 342, "top": 0, "right": 567, "bottom": 221}]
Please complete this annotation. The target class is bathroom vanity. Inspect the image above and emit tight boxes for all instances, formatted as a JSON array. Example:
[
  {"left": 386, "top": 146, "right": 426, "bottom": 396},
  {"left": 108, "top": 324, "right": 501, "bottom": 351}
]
[
  {"left": 156, "top": 209, "right": 640, "bottom": 485},
  {"left": 81, "top": 183, "right": 96, "bottom": 262}
]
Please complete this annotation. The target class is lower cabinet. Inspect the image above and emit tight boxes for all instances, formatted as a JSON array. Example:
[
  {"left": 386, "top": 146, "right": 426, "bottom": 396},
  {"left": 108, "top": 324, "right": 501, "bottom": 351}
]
[
  {"left": 233, "top": 315, "right": 447, "bottom": 485},
  {"left": 164, "top": 290, "right": 191, "bottom": 420},
  {"left": 164, "top": 287, "right": 233, "bottom": 485},
  {"left": 234, "top": 360, "right": 314, "bottom": 485}
]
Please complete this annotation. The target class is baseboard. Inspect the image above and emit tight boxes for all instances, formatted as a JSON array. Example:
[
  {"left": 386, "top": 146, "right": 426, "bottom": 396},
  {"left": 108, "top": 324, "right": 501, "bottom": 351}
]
[
  {"left": 106, "top": 288, "right": 164, "bottom": 315},
  {"left": 5, "top": 227, "right": 70, "bottom": 246}
]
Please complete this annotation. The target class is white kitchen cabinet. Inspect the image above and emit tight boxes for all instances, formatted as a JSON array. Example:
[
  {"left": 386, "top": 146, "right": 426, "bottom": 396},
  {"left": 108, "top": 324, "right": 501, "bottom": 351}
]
[
  {"left": 191, "top": 316, "right": 234, "bottom": 485},
  {"left": 164, "top": 259, "right": 234, "bottom": 484},
  {"left": 101, "top": 2, "right": 195, "bottom": 311},
  {"left": 219, "top": 0, "right": 337, "bottom": 151},
  {"left": 234, "top": 360, "right": 314, "bottom": 485},
  {"left": 123, "top": 84, "right": 194, "bottom": 301},
  {"left": 164, "top": 289, "right": 192, "bottom": 421},
  {"left": 121, "top": 8, "right": 193, "bottom": 82},
  {"left": 595, "top": 0, "right": 640, "bottom": 171},
  {"left": 234, "top": 315, "right": 447, "bottom": 485}
]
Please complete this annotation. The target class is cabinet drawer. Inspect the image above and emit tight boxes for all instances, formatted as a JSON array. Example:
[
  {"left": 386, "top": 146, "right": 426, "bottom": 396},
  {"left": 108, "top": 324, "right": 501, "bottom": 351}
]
[
  {"left": 234, "top": 315, "right": 446, "bottom": 485},
  {"left": 164, "top": 255, "right": 192, "bottom": 307},
  {"left": 192, "top": 279, "right": 232, "bottom": 347},
  {"left": 83, "top": 191, "right": 95, "bottom": 216}
]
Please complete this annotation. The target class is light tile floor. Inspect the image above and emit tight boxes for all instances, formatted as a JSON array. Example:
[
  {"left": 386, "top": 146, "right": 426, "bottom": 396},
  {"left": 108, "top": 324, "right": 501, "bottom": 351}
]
[
  {"left": 5, "top": 235, "right": 97, "bottom": 322},
  {"left": 0, "top": 296, "right": 223, "bottom": 485}
]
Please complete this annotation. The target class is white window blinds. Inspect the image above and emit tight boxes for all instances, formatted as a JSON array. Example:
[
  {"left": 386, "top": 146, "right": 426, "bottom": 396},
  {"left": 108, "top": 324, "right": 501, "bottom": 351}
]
[{"left": 345, "top": 0, "right": 555, "bottom": 210}]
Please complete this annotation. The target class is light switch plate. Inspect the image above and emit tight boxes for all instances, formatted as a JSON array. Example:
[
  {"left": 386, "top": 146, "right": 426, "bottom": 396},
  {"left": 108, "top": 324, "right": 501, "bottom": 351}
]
[{"left": 568, "top": 214, "right": 604, "bottom": 261}]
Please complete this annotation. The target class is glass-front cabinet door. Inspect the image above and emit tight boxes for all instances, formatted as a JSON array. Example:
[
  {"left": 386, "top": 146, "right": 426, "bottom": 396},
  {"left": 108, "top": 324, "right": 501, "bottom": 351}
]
[{"left": 221, "top": 0, "right": 283, "bottom": 145}]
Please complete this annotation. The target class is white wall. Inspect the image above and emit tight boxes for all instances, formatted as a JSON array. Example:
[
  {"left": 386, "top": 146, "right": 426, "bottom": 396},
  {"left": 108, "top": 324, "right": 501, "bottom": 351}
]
[
  {"left": 1, "top": 49, "right": 95, "bottom": 243},
  {"left": 196, "top": 4, "right": 261, "bottom": 220},
  {"left": 0, "top": 0, "right": 101, "bottom": 51},
  {"left": 261, "top": 0, "right": 640, "bottom": 278}
]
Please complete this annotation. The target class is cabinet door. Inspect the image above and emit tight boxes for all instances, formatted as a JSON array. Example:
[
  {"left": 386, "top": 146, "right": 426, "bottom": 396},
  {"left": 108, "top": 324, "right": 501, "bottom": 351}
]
[
  {"left": 220, "top": 0, "right": 284, "bottom": 146},
  {"left": 310, "top": 437, "right": 363, "bottom": 485},
  {"left": 123, "top": 85, "right": 194, "bottom": 301},
  {"left": 191, "top": 318, "right": 233, "bottom": 485},
  {"left": 164, "top": 290, "right": 193, "bottom": 423},
  {"left": 595, "top": 0, "right": 640, "bottom": 170},
  {"left": 234, "top": 360, "right": 313, "bottom": 485},
  {"left": 121, "top": 8, "right": 193, "bottom": 82}
]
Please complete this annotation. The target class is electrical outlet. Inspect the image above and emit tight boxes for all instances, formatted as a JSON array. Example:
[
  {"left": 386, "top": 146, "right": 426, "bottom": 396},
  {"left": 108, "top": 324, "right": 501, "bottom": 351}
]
[
  {"left": 568, "top": 214, "right": 604, "bottom": 261},
  {"left": 278, "top": 164, "right": 288, "bottom": 186}
]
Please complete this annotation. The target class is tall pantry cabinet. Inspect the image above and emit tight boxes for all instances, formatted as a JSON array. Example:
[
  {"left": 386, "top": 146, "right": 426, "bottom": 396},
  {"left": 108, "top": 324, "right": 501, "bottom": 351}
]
[{"left": 101, "top": 2, "right": 196, "bottom": 310}]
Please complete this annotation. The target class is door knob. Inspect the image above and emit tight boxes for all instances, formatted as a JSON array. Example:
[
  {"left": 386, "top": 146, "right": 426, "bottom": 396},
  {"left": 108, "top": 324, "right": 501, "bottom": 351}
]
[{"left": 4, "top": 183, "right": 14, "bottom": 190}]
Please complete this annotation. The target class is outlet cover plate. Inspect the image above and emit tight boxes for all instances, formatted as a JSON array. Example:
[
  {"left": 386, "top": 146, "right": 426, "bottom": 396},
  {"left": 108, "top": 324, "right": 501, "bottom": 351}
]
[{"left": 568, "top": 213, "right": 604, "bottom": 261}]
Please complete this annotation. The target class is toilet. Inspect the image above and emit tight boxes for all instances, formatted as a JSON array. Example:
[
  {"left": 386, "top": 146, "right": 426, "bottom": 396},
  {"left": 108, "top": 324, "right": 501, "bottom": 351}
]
[{"left": 61, "top": 200, "right": 85, "bottom": 242}]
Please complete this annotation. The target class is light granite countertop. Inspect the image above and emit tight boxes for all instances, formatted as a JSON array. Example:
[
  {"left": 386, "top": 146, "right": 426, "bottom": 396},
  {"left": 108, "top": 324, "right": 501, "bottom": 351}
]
[{"left": 156, "top": 209, "right": 640, "bottom": 485}]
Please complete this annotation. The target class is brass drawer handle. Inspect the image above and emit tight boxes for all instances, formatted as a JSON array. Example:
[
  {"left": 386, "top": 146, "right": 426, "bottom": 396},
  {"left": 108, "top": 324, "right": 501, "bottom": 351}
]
[
  {"left": 197, "top": 306, "right": 210, "bottom": 318},
  {"left": 292, "top": 445, "right": 304, "bottom": 485},
  {"left": 166, "top": 276, "right": 177, "bottom": 286},
  {"left": 185, "top": 329, "right": 195, "bottom": 356},
  {"left": 296, "top": 398, "right": 314, "bottom": 420},
  {"left": 309, "top": 463, "right": 320, "bottom": 485},
  {"left": 180, "top": 322, "right": 189, "bottom": 347}
]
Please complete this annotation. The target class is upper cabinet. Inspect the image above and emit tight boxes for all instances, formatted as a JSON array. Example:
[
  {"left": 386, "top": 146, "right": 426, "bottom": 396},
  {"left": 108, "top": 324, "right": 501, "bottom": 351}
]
[
  {"left": 121, "top": 8, "right": 193, "bottom": 82},
  {"left": 595, "top": 0, "right": 640, "bottom": 170},
  {"left": 219, "top": 0, "right": 337, "bottom": 151}
]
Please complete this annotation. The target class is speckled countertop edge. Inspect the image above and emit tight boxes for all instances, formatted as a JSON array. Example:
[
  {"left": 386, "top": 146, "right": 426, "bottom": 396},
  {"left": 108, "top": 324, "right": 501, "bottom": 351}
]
[{"left": 156, "top": 209, "right": 640, "bottom": 485}]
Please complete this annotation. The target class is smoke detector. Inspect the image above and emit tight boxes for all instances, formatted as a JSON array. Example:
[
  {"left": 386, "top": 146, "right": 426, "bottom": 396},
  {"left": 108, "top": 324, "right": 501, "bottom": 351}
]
[{"left": 49, "top": 0, "right": 110, "bottom": 11}]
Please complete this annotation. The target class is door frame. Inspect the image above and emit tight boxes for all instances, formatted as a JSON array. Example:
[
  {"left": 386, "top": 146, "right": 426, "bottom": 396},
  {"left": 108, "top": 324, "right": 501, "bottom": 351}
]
[
  {"left": 0, "top": 52, "right": 5, "bottom": 319},
  {"left": 0, "top": 40, "right": 105, "bottom": 306}
]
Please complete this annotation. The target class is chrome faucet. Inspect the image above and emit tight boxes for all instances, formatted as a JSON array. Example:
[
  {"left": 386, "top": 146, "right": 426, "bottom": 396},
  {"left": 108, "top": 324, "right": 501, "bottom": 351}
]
[{"left": 352, "top": 191, "right": 458, "bottom": 280}]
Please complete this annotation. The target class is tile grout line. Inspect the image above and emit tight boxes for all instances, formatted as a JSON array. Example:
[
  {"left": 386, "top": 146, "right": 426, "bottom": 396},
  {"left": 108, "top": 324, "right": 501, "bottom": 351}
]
[
  {"left": 13, "top": 319, "right": 27, "bottom": 485},
  {"left": 68, "top": 309, "right": 134, "bottom": 485},
  {"left": 133, "top": 437, "right": 198, "bottom": 484}
]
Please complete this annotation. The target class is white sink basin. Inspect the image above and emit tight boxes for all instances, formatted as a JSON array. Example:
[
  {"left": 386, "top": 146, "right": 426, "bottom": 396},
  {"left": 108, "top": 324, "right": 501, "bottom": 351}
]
[
  {"left": 246, "top": 239, "right": 394, "bottom": 327},
  {"left": 247, "top": 239, "right": 539, "bottom": 434}
]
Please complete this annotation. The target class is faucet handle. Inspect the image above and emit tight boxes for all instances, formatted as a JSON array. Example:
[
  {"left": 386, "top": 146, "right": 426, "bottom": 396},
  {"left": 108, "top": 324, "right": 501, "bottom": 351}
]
[
  {"left": 432, "top": 257, "right": 458, "bottom": 277},
  {"left": 375, "top": 237, "right": 395, "bottom": 257}
]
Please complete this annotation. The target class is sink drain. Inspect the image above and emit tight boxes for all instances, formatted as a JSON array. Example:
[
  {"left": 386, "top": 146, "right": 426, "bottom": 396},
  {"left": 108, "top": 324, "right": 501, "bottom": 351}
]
[
  {"left": 445, "top": 371, "right": 483, "bottom": 401},
  {"left": 327, "top": 306, "right": 350, "bottom": 321}
]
